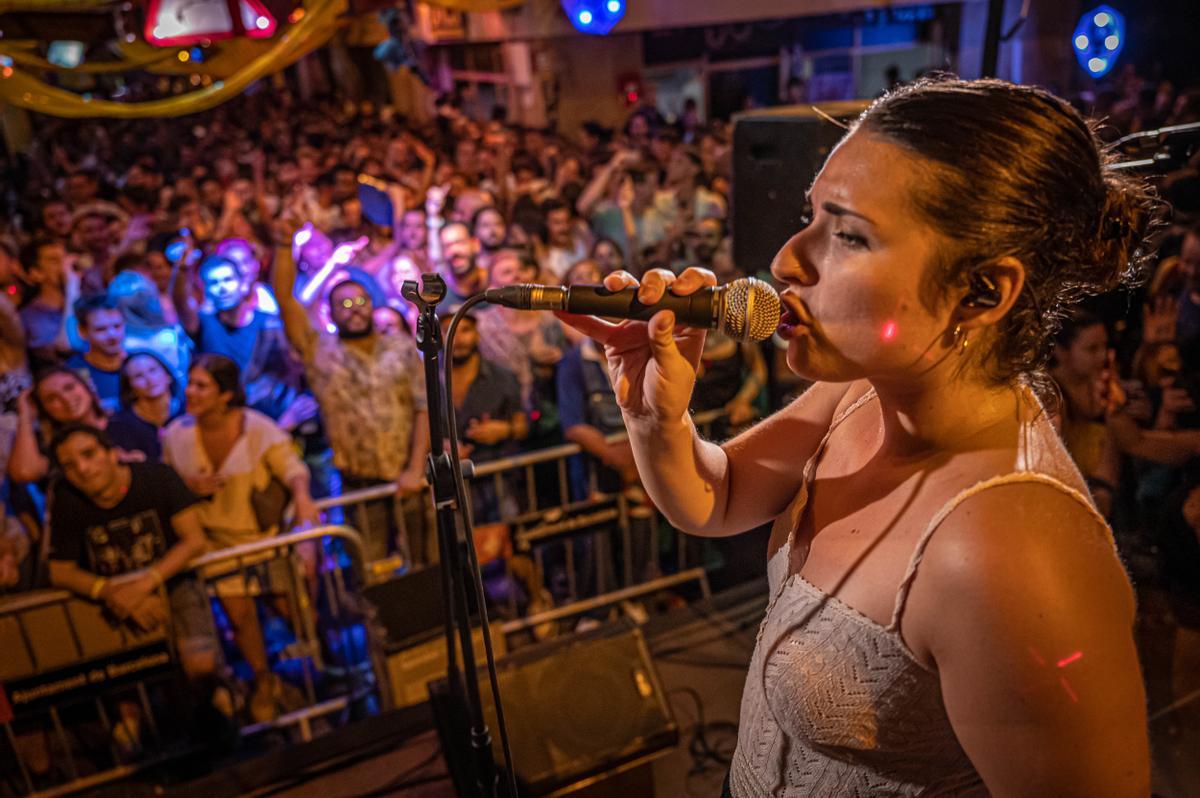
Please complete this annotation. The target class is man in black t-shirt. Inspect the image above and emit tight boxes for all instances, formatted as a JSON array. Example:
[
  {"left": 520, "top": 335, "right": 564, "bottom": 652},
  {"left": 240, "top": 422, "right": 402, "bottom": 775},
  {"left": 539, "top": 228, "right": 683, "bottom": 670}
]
[{"left": 47, "top": 424, "right": 218, "bottom": 680}]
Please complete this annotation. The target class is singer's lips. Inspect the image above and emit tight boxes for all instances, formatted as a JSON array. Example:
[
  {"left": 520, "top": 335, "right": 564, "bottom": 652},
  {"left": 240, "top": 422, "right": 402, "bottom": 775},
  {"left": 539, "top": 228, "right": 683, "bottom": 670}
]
[{"left": 778, "top": 293, "right": 813, "bottom": 329}]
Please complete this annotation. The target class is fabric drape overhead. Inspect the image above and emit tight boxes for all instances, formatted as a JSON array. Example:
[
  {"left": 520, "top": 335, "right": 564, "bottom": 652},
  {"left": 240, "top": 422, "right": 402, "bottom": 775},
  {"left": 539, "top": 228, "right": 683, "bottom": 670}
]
[
  {"left": 0, "top": 0, "right": 529, "bottom": 117},
  {"left": 0, "top": 0, "right": 344, "bottom": 117}
]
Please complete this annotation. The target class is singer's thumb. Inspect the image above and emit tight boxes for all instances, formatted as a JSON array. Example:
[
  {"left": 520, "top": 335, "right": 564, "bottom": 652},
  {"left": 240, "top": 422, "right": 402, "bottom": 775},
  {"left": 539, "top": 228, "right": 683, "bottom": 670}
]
[{"left": 648, "top": 310, "right": 679, "bottom": 360}]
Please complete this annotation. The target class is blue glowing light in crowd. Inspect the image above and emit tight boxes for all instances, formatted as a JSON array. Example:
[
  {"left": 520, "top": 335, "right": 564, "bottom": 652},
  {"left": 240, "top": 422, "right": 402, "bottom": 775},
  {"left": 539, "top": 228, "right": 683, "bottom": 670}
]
[
  {"left": 1073, "top": 5, "right": 1124, "bottom": 78},
  {"left": 562, "top": 0, "right": 624, "bottom": 35}
]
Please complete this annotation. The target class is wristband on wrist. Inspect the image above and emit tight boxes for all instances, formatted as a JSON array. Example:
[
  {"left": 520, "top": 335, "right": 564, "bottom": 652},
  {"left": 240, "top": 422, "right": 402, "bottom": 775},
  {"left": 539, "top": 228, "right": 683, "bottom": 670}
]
[{"left": 89, "top": 577, "right": 108, "bottom": 600}]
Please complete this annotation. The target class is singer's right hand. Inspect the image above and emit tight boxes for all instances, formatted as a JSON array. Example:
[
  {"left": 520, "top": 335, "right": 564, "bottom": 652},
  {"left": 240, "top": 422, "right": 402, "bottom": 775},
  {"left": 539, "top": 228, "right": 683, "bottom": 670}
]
[{"left": 556, "top": 267, "right": 716, "bottom": 424}]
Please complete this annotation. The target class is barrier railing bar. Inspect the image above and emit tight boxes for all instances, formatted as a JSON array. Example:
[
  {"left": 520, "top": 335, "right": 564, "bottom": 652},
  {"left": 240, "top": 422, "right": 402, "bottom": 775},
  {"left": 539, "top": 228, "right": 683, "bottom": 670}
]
[
  {"left": 394, "top": 493, "right": 412, "bottom": 565},
  {"left": 48, "top": 707, "right": 78, "bottom": 782},
  {"left": 59, "top": 604, "right": 85, "bottom": 661},
  {"left": 14, "top": 610, "right": 39, "bottom": 674},
  {"left": 332, "top": 558, "right": 350, "bottom": 610},
  {"left": 556, "top": 457, "right": 569, "bottom": 507},
  {"left": 500, "top": 568, "right": 712, "bottom": 635},
  {"left": 524, "top": 463, "right": 537, "bottom": 512},
  {"left": 93, "top": 697, "right": 119, "bottom": 766},
  {"left": 0, "top": 591, "right": 74, "bottom": 612},
  {"left": 136, "top": 679, "right": 163, "bottom": 751},
  {"left": 285, "top": 555, "right": 319, "bottom": 707},
  {"left": 515, "top": 506, "right": 620, "bottom": 545},
  {"left": 246, "top": 410, "right": 736, "bottom": 520},
  {"left": 6, "top": 720, "right": 35, "bottom": 794},
  {"left": 188, "top": 526, "right": 365, "bottom": 574},
  {"left": 26, "top": 762, "right": 148, "bottom": 798},
  {"left": 237, "top": 696, "right": 349, "bottom": 738}
]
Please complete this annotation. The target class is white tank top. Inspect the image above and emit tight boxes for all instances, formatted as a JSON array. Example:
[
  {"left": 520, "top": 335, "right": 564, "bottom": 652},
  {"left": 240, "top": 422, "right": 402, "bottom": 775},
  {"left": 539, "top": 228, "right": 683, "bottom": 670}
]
[{"left": 729, "top": 387, "right": 1111, "bottom": 796}]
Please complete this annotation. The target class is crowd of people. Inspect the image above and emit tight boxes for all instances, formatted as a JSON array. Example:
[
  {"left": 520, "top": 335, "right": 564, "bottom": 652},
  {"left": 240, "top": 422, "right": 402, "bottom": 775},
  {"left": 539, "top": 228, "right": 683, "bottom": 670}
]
[
  {"left": 0, "top": 58, "right": 1198, "bottom": 776},
  {"left": 0, "top": 76, "right": 759, "bottom": 764}
]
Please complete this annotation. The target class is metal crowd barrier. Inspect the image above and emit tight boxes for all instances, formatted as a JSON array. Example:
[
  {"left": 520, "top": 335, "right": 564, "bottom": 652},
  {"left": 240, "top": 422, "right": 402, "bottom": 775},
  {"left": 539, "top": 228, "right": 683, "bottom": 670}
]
[
  {"left": 312, "top": 409, "right": 741, "bottom": 639},
  {"left": 186, "top": 524, "right": 382, "bottom": 740},
  {"left": 0, "top": 525, "right": 381, "bottom": 798},
  {"left": 1, "top": 585, "right": 172, "bottom": 798}
]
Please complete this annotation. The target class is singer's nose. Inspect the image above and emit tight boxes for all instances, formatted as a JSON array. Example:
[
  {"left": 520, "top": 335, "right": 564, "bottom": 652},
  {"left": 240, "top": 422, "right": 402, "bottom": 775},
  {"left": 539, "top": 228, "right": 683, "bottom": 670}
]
[{"left": 769, "top": 230, "right": 818, "bottom": 288}]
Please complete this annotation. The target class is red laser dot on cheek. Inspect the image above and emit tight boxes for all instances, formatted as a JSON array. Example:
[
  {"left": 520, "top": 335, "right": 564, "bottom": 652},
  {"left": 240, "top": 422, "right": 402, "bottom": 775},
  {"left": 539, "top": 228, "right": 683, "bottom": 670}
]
[{"left": 881, "top": 321, "right": 898, "bottom": 342}]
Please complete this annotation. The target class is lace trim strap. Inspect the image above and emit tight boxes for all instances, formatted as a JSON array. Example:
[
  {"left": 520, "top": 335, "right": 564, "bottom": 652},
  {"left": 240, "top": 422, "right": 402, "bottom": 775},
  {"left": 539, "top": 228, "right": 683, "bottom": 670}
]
[
  {"left": 887, "top": 471, "right": 1107, "bottom": 633},
  {"left": 831, "top": 385, "right": 877, "bottom": 429},
  {"left": 786, "top": 387, "right": 878, "bottom": 547},
  {"left": 805, "top": 386, "right": 877, "bottom": 476}
]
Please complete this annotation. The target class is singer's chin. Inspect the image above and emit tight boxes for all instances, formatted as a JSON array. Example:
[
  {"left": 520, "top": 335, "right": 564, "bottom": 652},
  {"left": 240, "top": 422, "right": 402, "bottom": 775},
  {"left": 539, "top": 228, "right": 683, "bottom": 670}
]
[{"left": 783, "top": 334, "right": 831, "bottom": 381}]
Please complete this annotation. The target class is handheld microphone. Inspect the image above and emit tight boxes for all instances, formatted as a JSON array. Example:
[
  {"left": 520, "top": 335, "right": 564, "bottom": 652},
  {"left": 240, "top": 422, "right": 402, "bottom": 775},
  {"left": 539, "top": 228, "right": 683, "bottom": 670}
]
[{"left": 482, "top": 277, "right": 781, "bottom": 343}]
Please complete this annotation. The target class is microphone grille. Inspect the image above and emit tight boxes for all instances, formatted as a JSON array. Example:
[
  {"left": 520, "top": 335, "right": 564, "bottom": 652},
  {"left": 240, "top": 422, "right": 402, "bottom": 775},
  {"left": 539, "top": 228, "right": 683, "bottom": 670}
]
[{"left": 720, "top": 277, "right": 781, "bottom": 342}]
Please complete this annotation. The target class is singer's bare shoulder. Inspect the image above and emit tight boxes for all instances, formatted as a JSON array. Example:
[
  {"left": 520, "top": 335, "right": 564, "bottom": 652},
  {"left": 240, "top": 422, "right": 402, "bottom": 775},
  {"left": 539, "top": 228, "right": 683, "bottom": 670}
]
[
  {"left": 898, "top": 482, "right": 1146, "bottom": 796},
  {"left": 695, "top": 380, "right": 867, "bottom": 538}
]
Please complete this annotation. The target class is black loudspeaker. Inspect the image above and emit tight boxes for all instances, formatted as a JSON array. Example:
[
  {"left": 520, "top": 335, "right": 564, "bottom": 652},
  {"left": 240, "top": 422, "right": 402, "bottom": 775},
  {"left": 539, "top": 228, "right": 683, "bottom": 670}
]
[
  {"left": 432, "top": 621, "right": 678, "bottom": 797},
  {"left": 732, "top": 101, "right": 869, "bottom": 277},
  {"left": 364, "top": 564, "right": 449, "bottom": 647}
]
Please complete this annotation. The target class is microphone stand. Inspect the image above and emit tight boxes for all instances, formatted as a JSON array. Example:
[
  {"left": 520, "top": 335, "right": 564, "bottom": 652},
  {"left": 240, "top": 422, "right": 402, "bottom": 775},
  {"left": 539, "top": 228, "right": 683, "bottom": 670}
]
[{"left": 403, "top": 275, "right": 499, "bottom": 798}]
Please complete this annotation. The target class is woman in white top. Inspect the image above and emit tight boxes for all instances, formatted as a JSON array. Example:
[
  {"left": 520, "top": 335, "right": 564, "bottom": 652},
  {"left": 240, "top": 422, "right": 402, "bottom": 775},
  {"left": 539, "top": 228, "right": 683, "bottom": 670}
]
[
  {"left": 561, "top": 78, "right": 1159, "bottom": 796},
  {"left": 163, "top": 353, "right": 319, "bottom": 721}
]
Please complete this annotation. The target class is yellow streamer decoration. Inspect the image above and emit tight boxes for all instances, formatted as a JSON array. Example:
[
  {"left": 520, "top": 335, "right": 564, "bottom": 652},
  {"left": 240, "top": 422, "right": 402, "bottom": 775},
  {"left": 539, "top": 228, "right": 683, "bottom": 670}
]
[
  {"left": 418, "top": 0, "right": 525, "bottom": 9},
  {"left": 0, "top": 42, "right": 178, "bottom": 74},
  {"left": 0, "top": 0, "right": 531, "bottom": 117},
  {"left": 0, "top": 0, "right": 345, "bottom": 118}
]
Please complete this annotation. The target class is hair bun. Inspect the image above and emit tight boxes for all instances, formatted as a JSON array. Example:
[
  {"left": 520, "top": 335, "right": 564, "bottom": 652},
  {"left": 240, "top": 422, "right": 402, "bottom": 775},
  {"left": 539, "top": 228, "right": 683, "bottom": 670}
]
[{"left": 1095, "top": 168, "right": 1163, "bottom": 293}]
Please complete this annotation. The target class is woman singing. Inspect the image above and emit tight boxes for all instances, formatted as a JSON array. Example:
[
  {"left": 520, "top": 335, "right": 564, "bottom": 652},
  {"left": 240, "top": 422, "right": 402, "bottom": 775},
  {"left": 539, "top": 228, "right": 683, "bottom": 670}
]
[{"left": 560, "top": 78, "right": 1158, "bottom": 796}]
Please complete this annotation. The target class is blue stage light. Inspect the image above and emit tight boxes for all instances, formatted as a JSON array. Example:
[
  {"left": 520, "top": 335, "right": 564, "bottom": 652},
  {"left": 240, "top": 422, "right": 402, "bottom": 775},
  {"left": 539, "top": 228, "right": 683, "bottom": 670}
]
[
  {"left": 1073, "top": 5, "right": 1124, "bottom": 78},
  {"left": 562, "top": 0, "right": 624, "bottom": 35}
]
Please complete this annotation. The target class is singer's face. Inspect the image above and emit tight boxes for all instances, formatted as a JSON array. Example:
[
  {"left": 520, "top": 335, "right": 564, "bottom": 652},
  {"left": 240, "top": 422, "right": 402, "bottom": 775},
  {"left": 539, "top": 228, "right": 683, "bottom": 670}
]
[{"left": 770, "top": 130, "right": 951, "bottom": 383}]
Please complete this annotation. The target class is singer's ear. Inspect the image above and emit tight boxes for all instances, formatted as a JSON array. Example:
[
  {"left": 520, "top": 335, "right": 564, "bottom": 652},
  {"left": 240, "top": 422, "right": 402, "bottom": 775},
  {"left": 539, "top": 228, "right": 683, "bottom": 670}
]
[{"left": 955, "top": 256, "right": 1025, "bottom": 331}]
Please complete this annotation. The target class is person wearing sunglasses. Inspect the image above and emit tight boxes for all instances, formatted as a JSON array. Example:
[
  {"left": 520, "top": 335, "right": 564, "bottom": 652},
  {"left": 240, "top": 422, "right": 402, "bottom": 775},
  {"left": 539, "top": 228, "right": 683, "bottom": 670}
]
[{"left": 274, "top": 234, "right": 431, "bottom": 566}]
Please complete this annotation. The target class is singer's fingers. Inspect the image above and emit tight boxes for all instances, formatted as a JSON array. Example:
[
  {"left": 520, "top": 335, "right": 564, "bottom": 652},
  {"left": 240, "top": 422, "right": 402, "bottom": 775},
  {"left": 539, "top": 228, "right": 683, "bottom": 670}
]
[
  {"left": 603, "top": 271, "right": 638, "bottom": 291},
  {"left": 638, "top": 268, "right": 677, "bottom": 305},
  {"left": 672, "top": 267, "right": 718, "bottom": 295},
  {"left": 647, "top": 310, "right": 681, "bottom": 360}
]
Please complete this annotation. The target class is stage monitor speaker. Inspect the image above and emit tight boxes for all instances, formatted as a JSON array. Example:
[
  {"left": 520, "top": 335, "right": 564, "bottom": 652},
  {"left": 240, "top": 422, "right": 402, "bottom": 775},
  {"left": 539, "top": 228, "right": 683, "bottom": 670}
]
[
  {"left": 732, "top": 101, "right": 869, "bottom": 278},
  {"left": 432, "top": 620, "right": 678, "bottom": 797}
]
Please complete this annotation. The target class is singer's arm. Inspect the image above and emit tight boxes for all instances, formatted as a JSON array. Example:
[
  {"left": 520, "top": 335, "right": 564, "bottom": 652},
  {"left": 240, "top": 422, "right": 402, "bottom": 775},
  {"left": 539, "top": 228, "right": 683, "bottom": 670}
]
[{"left": 624, "top": 379, "right": 862, "bottom": 537}]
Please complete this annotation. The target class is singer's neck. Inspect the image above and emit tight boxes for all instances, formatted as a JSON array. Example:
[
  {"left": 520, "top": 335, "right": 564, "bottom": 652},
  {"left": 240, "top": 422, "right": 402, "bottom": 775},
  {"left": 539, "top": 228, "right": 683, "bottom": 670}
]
[{"left": 870, "top": 374, "right": 1021, "bottom": 460}]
